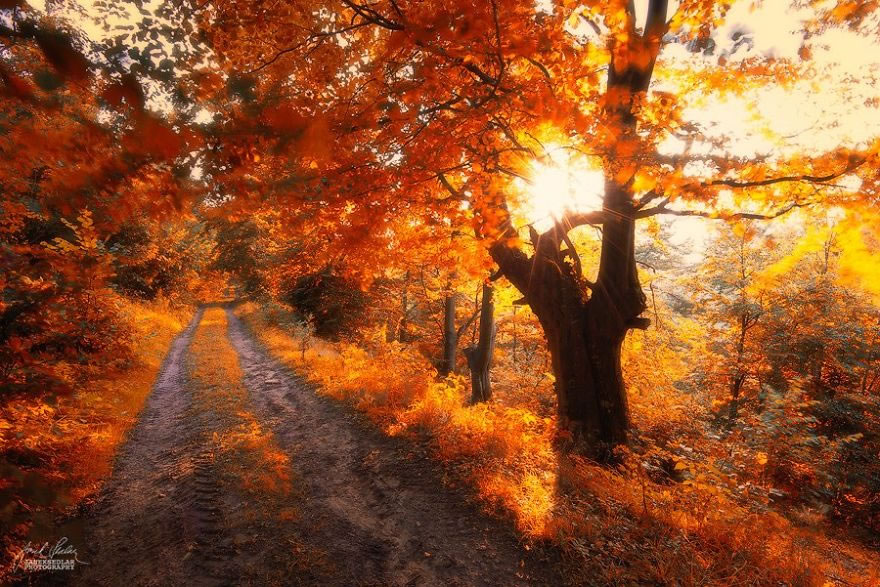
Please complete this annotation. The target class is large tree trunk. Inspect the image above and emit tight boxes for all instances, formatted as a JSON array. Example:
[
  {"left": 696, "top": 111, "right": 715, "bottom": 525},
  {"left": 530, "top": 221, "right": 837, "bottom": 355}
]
[
  {"left": 490, "top": 189, "right": 647, "bottom": 456},
  {"left": 465, "top": 283, "right": 495, "bottom": 404},
  {"left": 440, "top": 293, "right": 457, "bottom": 375}
]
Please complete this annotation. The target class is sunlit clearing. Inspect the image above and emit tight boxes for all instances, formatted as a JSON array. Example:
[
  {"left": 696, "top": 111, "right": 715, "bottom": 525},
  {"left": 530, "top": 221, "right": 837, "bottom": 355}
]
[{"left": 519, "top": 148, "right": 605, "bottom": 231}]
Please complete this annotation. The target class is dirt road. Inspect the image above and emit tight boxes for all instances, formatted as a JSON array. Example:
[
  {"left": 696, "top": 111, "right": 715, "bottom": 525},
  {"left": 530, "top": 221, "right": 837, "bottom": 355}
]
[{"left": 31, "top": 307, "right": 562, "bottom": 586}]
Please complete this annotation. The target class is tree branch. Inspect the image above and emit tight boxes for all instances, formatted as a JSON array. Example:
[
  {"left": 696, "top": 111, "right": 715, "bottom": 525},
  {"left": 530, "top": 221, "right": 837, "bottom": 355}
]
[
  {"left": 702, "top": 158, "right": 864, "bottom": 189},
  {"left": 637, "top": 158, "right": 864, "bottom": 220},
  {"left": 561, "top": 210, "right": 607, "bottom": 229},
  {"left": 456, "top": 307, "right": 481, "bottom": 339},
  {"left": 645, "top": 0, "right": 670, "bottom": 37},
  {"left": 245, "top": 22, "right": 372, "bottom": 74},
  {"left": 559, "top": 229, "right": 582, "bottom": 277},
  {"left": 341, "top": 0, "right": 404, "bottom": 30},
  {"left": 436, "top": 173, "right": 468, "bottom": 201},
  {"left": 637, "top": 201, "right": 807, "bottom": 221},
  {"left": 524, "top": 57, "right": 553, "bottom": 87}
]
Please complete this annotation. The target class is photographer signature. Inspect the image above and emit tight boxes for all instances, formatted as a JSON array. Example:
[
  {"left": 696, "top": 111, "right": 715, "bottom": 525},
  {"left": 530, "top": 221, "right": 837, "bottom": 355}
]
[{"left": 11, "top": 537, "right": 88, "bottom": 571}]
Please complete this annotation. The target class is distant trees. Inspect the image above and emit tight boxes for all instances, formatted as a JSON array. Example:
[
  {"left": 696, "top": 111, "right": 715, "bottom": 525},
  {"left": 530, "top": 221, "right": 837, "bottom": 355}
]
[
  {"left": 689, "top": 223, "right": 772, "bottom": 423},
  {"left": 686, "top": 221, "right": 880, "bottom": 532}
]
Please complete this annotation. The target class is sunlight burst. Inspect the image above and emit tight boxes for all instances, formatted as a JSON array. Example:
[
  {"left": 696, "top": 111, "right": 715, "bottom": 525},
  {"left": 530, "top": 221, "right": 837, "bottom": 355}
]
[{"left": 521, "top": 149, "right": 606, "bottom": 230}]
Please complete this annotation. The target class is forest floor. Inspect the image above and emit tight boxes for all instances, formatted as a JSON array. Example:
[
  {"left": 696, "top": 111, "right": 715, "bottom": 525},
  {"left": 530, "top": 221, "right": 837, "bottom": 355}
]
[{"left": 23, "top": 306, "right": 562, "bottom": 586}]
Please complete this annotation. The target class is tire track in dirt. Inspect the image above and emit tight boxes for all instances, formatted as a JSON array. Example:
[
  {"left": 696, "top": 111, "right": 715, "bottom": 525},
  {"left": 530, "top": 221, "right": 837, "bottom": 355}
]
[
  {"left": 32, "top": 308, "right": 206, "bottom": 586},
  {"left": 225, "top": 308, "right": 563, "bottom": 586},
  {"left": 33, "top": 308, "right": 291, "bottom": 586},
  {"left": 26, "top": 306, "right": 561, "bottom": 586}
]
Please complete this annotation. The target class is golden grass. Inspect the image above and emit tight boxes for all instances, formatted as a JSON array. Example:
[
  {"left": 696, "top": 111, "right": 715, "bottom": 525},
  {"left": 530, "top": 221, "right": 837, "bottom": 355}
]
[
  {"left": 237, "top": 302, "right": 880, "bottom": 586},
  {"left": 188, "top": 307, "right": 294, "bottom": 500}
]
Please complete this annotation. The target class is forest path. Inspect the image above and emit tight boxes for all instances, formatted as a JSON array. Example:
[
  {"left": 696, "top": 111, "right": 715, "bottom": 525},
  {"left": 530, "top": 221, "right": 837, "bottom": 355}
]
[{"left": 35, "top": 306, "right": 561, "bottom": 586}]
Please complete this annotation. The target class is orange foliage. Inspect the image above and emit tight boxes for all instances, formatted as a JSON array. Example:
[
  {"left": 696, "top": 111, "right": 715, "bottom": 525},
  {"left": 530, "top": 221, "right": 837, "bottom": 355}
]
[{"left": 2, "top": 0, "right": 880, "bottom": 584}]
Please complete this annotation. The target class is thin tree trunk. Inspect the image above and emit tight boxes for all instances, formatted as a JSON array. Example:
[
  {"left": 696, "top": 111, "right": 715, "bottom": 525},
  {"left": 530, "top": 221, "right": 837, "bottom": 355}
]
[
  {"left": 397, "top": 271, "right": 410, "bottom": 342},
  {"left": 440, "top": 293, "right": 457, "bottom": 375},
  {"left": 728, "top": 312, "right": 749, "bottom": 423},
  {"left": 728, "top": 374, "right": 746, "bottom": 423},
  {"left": 466, "top": 283, "right": 495, "bottom": 404}
]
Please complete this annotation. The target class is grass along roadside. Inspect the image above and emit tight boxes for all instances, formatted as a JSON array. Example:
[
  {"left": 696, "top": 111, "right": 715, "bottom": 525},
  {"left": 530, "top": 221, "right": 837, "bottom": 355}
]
[
  {"left": 236, "top": 301, "right": 880, "bottom": 586},
  {"left": 0, "top": 298, "right": 192, "bottom": 581}
]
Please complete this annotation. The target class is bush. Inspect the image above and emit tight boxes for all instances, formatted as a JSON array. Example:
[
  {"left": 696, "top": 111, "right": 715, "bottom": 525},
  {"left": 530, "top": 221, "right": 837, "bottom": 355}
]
[{"left": 283, "top": 271, "right": 368, "bottom": 340}]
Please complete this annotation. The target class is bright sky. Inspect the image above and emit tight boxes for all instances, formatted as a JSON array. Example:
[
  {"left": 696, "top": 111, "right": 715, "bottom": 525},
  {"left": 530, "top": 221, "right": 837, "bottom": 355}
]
[{"left": 522, "top": 0, "right": 880, "bottom": 254}]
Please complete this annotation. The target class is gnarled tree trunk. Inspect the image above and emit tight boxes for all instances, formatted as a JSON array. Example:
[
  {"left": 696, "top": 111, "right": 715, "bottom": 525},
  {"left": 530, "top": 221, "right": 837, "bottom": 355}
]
[
  {"left": 485, "top": 0, "right": 665, "bottom": 456},
  {"left": 490, "top": 182, "right": 647, "bottom": 455}
]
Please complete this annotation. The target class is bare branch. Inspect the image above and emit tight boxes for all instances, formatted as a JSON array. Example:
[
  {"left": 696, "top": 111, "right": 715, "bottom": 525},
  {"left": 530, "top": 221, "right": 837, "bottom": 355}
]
[
  {"left": 637, "top": 201, "right": 807, "bottom": 221},
  {"left": 245, "top": 22, "right": 372, "bottom": 73},
  {"left": 524, "top": 57, "right": 553, "bottom": 87},
  {"left": 702, "top": 158, "right": 864, "bottom": 189},
  {"left": 456, "top": 307, "right": 481, "bottom": 339},
  {"left": 561, "top": 210, "right": 607, "bottom": 229},
  {"left": 635, "top": 190, "right": 662, "bottom": 209},
  {"left": 637, "top": 158, "right": 864, "bottom": 220},
  {"left": 341, "top": 0, "right": 404, "bottom": 30}
]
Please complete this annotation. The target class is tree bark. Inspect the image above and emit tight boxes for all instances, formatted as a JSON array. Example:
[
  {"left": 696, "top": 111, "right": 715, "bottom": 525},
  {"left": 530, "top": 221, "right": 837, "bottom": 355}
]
[
  {"left": 486, "top": 0, "right": 664, "bottom": 456},
  {"left": 728, "top": 312, "right": 750, "bottom": 424},
  {"left": 465, "top": 283, "right": 496, "bottom": 404},
  {"left": 440, "top": 293, "right": 457, "bottom": 375},
  {"left": 728, "top": 374, "right": 746, "bottom": 423},
  {"left": 395, "top": 270, "right": 411, "bottom": 342}
]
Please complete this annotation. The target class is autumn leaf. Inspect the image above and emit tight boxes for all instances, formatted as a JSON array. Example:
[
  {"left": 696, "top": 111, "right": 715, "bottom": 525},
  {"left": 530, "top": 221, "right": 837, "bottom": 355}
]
[
  {"left": 632, "top": 171, "right": 657, "bottom": 193},
  {"left": 261, "top": 104, "right": 309, "bottom": 134},
  {"left": 33, "top": 29, "right": 91, "bottom": 82},
  {"left": 615, "top": 164, "right": 637, "bottom": 184},
  {"left": 102, "top": 74, "right": 145, "bottom": 112},
  {"left": 129, "top": 116, "right": 185, "bottom": 160},
  {"left": 0, "top": 64, "right": 34, "bottom": 100},
  {"left": 798, "top": 45, "right": 812, "bottom": 61},
  {"left": 299, "top": 116, "right": 333, "bottom": 164}
]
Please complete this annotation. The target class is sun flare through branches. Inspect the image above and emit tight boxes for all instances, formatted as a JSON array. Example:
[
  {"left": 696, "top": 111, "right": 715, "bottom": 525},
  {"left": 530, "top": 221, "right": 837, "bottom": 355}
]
[{"left": 517, "top": 148, "right": 606, "bottom": 231}]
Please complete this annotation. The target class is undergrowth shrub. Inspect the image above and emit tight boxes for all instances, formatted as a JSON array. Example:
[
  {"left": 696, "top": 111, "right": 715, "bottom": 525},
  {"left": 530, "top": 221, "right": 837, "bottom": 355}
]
[{"left": 0, "top": 298, "right": 191, "bottom": 582}]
